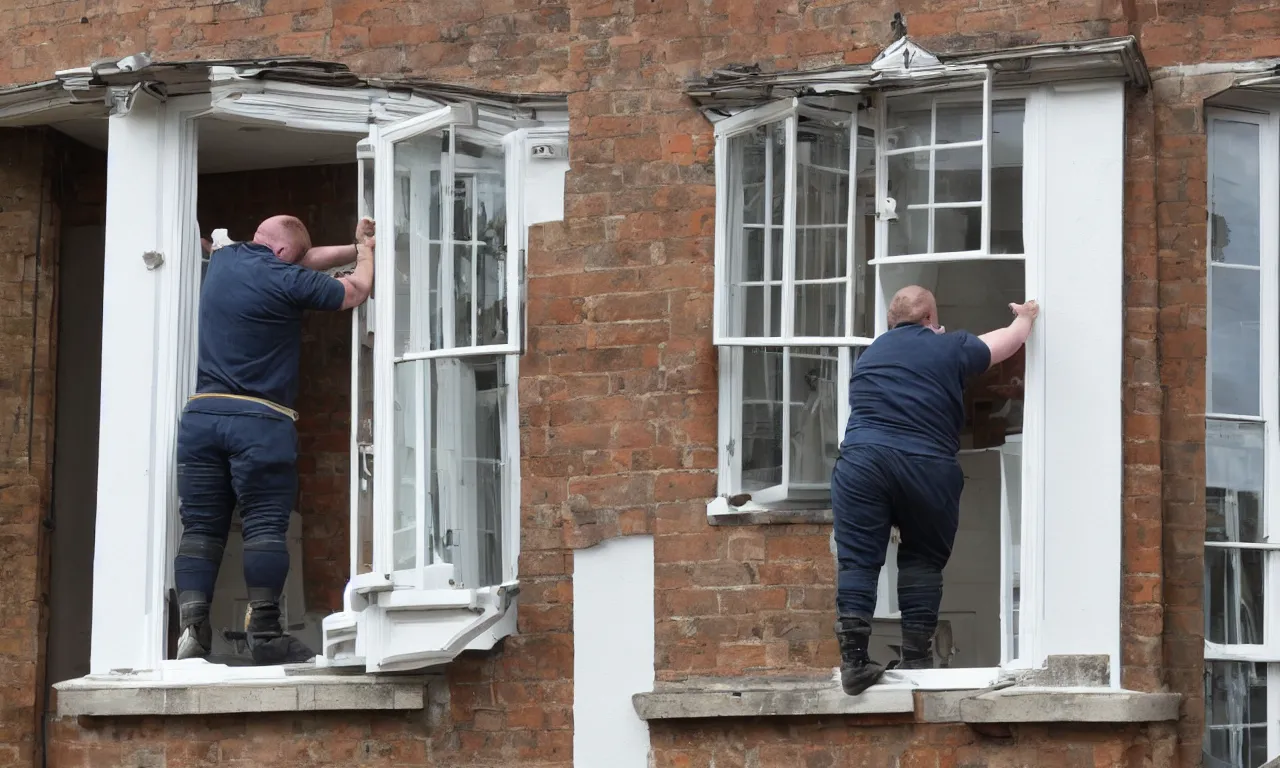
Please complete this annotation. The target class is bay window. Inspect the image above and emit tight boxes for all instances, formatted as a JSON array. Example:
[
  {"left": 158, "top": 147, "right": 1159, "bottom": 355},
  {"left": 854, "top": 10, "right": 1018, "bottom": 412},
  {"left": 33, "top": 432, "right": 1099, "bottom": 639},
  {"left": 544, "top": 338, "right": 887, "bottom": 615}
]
[
  {"left": 1203, "top": 105, "right": 1280, "bottom": 767},
  {"left": 706, "top": 38, "right": 1130, "bottom": 684},
  {"left": 64, "top": 65, "right": 567, "bottom": 681}
]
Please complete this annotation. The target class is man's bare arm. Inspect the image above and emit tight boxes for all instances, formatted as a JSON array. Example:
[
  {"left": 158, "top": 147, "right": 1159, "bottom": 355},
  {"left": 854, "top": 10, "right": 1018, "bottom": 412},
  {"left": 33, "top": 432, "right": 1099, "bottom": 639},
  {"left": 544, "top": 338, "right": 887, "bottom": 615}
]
[
  {"left": 978, "top": 301, "right": 1039, "bottom": 368},
  {"left": 298, "top": 244, "right": 357, "bottom": 272},
  {"left": 298, "top": 219, "right": 375, "bottom": 272},
  {"left": 338, "top": 242, "right": 372, "bottom": 309},
  {"left": 337, "top": 218, "right": 376, "bottom": 310}
]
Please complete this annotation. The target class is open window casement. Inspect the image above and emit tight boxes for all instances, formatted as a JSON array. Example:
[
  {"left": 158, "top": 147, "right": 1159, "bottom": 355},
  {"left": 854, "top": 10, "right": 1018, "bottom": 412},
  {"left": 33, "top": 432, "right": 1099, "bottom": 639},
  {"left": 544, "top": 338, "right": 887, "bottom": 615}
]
[
  {"left": 321, "top": 104, "right": 524, "bottom": 673},
  {"left": 713, "top": 98, "right": 875, "bottom": 506},
  {"left": 874, "top": 70, "right": 1007, "bottom": 265}
]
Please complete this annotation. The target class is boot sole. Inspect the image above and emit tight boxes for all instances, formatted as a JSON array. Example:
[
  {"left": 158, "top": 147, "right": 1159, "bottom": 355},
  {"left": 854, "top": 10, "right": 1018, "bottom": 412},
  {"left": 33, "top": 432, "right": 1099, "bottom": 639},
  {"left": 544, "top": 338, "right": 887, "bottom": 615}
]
[{"left": 841, "top": 663, "right": 886, "bottom": 696}]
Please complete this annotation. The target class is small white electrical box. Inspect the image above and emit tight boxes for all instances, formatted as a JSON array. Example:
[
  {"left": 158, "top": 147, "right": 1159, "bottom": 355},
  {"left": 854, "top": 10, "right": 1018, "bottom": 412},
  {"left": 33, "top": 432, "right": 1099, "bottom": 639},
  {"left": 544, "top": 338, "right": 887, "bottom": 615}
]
[{"left": 530, "top": 142, "right": 566, "bottom": 160}]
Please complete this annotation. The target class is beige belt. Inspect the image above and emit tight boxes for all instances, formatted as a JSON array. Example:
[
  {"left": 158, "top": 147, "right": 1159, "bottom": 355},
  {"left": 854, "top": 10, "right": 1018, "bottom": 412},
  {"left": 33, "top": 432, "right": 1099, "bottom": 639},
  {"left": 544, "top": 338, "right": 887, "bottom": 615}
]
[{"left": 187, "top": 393, "right": 299, "bottom": 422}]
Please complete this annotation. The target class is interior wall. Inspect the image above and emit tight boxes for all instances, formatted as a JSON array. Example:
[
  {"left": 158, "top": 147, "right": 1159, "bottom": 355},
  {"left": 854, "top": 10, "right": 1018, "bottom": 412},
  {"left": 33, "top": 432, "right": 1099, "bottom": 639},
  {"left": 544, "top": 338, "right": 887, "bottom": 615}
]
[
  {"left": 869, "top": 259, "right": 1025, "bottom": 667},
  {"left": 47, "top": 136, "right": 107, "bottom": 688},
  {"left": 196, "top": 162, "right": 357, "bottom": 623}
]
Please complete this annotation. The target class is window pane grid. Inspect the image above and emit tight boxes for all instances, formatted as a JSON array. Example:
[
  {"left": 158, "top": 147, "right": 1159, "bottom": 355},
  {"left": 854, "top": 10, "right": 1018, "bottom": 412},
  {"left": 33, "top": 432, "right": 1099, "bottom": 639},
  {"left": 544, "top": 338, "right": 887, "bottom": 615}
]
[
  {"left": 723, "top": 110, "right": 858, "bottom": 344},
  {"left": 1204, "top": 115, "right": 1276, "bottom": 767}
]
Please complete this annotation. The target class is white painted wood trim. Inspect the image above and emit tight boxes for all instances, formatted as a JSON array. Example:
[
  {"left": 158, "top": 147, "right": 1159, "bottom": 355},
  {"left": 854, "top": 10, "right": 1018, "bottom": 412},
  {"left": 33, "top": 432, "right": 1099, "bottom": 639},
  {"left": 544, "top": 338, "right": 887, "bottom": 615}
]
[
  {"left": 574, "top": 537, "right": 655, "bottom": 768},
  {"left": 1034, "top": 80, "right": 1125, "bottom": 684}
]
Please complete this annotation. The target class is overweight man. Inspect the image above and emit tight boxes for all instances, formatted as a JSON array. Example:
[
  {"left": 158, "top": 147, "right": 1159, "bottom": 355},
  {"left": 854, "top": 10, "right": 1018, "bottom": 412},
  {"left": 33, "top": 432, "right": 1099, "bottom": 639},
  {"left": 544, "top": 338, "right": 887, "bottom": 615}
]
[
  {"left": 174, "top": 215, "right": 374, "bottom": 666},
  {"left": 832, "top": 285, "right": 1038, "bottom": 695}
]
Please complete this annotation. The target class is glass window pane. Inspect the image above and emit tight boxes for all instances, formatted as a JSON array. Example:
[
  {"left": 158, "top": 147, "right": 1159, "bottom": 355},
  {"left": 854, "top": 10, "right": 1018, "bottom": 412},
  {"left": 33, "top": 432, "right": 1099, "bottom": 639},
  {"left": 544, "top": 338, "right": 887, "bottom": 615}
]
[
  {"left": 936, "top": 102, "right": 982, "bottom": 145},
  {"left": 770, "top": 124, "right": 787, "bottom": 224},
  {"left": 740, "top": 346, "right": 784, "bottom": 492},
  {"left": 794, "top": 227, "right": 845, "bottom": 281},
  {"left": 853, "top": 131, "right": 875, "bottom": 338},
  {"left": 355, "top": 307, "right": 375, "bottom": 574},
  {"left": 887, "top": 209, "right": 929, "bottom": 258},
  {"left": 436, "top": 355, "right": 508, "bottom": 589},
  {"left": 392, "top": 130, "right": 447, "bottom": 357},
  {"left": 392, "top": 355, "right": 510, "bottom": 584},
  {"left": 885, "top": 101, "right": 931, "bottom": 150},
  {"left": 744, "top": 228, "right": 765, "bottom": 282},
  {"left": 726, "top": 121, "right": 786, "bottom": 338},
  {"left": 794, "top": 283, "right": 844, "bottom": 337},
  {"left": 1204, "top": 547, "right": 1265, "bottom": 645},
  {"left": 360, "top": 154, "right": 375, "bottom": 219},
  {"left": 1210, "top": 119, "right": 1261, "bottom": 267},
  {"left": 991, "top": 102, "right": 1025, "bottom": 255},
  {"left": 736, "top": 284, "right": 783, "bottom": 337},
  {"left": 934, "top": 207, "right": 982, "bottom": 254},
  {"left": 1209, "top": 264, "right": 1261, "bottom": 416},
  {"left": 934, "top": 147, "right": 982, "bottom": 204},
  {"left": 451, "top": 138, "right": 507, "bottom": 348},
  {"left": 788, "top": 347, "right": 840, "bottom": 487},
  {"left": 1204, "top": 662, "right": 1268, "bottom": 768},
  {"left": 887, "top": 151, "right": 928, "bottom": 208},
  {"left": 392, "top": 362, "right": 422, "bottom": 572},
  {"left": 796, "top": 117, "right": 851, "bottom": 227},
  {"left": 1206, "top": 420, "right": 1264, "bottom": 543}
]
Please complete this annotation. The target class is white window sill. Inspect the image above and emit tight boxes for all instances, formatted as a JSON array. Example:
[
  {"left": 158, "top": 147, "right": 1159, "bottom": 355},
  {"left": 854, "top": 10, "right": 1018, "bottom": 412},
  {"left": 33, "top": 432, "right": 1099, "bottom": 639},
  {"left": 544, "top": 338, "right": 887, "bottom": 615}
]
[
  {"left": 53, "top": 660, "right": 434, "bottom": 717},
  {"left": 632, "top": 676, "right": 1180, "bottom": 724},
  {"left": 706, "top": 496, "right": 834, "bottom": 525}
]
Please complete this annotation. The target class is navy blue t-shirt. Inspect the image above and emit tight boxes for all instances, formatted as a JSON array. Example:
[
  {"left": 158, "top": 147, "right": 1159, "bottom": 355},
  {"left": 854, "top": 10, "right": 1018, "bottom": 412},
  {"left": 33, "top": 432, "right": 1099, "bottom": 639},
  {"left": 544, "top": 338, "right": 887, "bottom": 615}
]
[
  {"left": 841, "top": 324, "right": 992, "bottom": 459},
  {"left": 195, "top": 242, "right": 346, "bottom": 409}
]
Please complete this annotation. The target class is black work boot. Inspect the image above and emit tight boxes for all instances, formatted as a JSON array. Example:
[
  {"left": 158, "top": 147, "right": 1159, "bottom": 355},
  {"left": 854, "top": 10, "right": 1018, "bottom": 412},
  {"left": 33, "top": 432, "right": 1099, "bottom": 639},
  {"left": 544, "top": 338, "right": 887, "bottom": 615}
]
[
  {"left": 245, "top": 599, "right": 315, "bottom": 665},
  {"left": 891, "top": 630, "right": 935, "bottom": 670},
  {"left": 836, "top": 616, "right": 885, "bottom": 696},
  {"left": 176, "top": 591, "right": 212, "bottom": 660}
]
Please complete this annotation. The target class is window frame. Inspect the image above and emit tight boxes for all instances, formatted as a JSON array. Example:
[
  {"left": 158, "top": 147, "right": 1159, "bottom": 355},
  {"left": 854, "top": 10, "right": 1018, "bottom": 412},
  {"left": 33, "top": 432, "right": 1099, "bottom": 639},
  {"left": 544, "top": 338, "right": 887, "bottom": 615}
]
[
  {"left": 370, "top": 103, "right": 523, "bottom": 595},
  {"left": 708, "top": 74, "right": 1126, "bottom": 685},
  {"left": 86, "top": 81, "right": 567, "bottom": 682},
  {"left": 1202, "top": 104, "right": 1280, "bottom": 766}
]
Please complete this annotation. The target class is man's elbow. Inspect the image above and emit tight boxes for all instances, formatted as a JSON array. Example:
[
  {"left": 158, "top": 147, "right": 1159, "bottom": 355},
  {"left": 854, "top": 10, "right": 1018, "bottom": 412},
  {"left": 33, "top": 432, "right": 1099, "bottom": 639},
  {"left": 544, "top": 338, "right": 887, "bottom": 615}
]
[{"left": 340, "top": 279, "right": 371, "bottom": 311}]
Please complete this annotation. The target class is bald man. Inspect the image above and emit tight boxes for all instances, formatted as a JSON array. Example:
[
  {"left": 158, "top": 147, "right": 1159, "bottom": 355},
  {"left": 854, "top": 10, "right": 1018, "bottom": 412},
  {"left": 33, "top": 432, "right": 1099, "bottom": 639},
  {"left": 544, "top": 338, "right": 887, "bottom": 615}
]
[
  {"left": 174, "top": 215, "right": 374, "bottom": 666},
  {"left": 832, "top": 285, "right": 1038, "bottom": 695}
]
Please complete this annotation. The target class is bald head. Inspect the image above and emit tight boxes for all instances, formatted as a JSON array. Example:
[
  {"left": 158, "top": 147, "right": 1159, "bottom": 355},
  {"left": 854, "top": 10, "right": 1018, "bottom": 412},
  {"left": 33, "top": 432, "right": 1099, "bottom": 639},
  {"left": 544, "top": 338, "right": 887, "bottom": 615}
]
[
  {"left": 253, "top": 215, "right": 312, "bottom": 264},
  {"left": 887, "top": 285, "right": 938, "bottom": 328}
]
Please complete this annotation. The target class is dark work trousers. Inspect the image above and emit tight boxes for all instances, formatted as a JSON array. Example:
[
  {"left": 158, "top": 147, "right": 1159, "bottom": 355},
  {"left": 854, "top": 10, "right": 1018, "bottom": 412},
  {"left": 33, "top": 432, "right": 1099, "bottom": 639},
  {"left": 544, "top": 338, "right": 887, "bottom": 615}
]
[
  {"left": 173, "top": 400, "right": 299, "bottom": 607},
  {"left": 831, "top": 443, "right": 964, "bottom": 639}
]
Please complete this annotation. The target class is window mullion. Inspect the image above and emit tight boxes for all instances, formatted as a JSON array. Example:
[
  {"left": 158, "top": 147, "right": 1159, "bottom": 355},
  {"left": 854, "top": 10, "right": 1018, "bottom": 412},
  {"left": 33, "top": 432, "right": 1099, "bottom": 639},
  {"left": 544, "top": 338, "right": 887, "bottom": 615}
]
[
  {"left": 927, "top": 98, "right": 937, "bottom": 255},
  {"left": 781, "top": 114, "right": 798, "bottom": 340},
  {"left": 372, "top": 134, "right": 397, "bottom": 577},
  {"left": 980, "top": 67, "right": 993, "bottom": 257},
  {"left": 844, "top": 105, "right": 859, "bottom": 340},
  {"left": 873, "top": 97, "right": 888, "bottom": 337},
  {"left": 441, "top": 131, "right": 457, "bottom": 351}
]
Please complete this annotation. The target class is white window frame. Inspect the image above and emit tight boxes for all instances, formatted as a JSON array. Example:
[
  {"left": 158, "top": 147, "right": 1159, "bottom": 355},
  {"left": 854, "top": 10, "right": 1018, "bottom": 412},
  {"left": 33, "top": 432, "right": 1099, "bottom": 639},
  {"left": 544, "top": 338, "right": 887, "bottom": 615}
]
[
  {"left": 708, "top": 70, "right": 1126, "bottom": 687},
  {"left": 85, "top": 80, "right": 568, "bottom": 682},
  {"left": 1202, "top": 104, "right": 1280, "bottom": 765}
]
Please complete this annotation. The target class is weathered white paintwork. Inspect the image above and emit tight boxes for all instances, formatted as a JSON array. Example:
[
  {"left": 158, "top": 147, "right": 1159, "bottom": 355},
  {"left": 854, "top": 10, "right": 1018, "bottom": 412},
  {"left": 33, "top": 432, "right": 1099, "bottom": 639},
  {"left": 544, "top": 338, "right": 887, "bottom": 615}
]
[{"left": 574, "top": 536, "right": 655, "bottom": 768}]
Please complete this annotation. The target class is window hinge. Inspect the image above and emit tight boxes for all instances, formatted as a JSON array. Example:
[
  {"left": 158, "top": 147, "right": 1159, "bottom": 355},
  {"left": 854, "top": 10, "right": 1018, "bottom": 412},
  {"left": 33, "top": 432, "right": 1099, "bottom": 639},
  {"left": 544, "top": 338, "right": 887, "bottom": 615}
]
[{"left": 726, "top": 438, "right": 735, "bottom": 457}]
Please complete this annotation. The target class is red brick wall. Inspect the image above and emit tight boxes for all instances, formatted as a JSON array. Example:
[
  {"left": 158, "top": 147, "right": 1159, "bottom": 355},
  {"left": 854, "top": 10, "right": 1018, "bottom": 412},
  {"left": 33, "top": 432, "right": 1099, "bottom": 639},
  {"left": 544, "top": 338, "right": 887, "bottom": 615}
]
[
  {"left": 196, "top": 163, "right": 357, "bottom": 616},
  {"left": 2, "top": 0, "right": 1269, "bottom": 766},
  {"left": 0, "top": 129, "right": 63, "bottom": 768}
]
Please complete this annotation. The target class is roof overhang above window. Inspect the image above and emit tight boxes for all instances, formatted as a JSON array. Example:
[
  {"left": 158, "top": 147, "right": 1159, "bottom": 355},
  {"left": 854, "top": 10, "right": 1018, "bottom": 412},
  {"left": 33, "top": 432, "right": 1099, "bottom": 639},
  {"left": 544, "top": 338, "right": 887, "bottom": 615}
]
[
  {"left": 0, "top": 54, "right": 569, "bottom": 130},
  {"left": 686, "top": 35, "right": 1150, "bottom": 119}
]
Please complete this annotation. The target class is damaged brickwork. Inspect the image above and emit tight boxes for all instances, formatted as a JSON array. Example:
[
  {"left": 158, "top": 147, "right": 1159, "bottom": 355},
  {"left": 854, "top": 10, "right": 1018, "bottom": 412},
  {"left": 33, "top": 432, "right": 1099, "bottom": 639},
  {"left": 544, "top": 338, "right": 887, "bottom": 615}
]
[{"left": 0, "top": 0, "right": 1262, "bottom": 765}]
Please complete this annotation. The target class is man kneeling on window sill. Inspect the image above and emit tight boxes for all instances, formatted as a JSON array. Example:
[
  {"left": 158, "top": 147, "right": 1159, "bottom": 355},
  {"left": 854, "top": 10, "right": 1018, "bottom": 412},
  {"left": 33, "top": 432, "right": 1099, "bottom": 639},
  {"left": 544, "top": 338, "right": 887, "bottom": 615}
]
[
  {"left": 832, "top": 285, "right": 1038, "bottom": 695},
  {"left": 175, "top": 215, "right": 374, "bottom": 666}
]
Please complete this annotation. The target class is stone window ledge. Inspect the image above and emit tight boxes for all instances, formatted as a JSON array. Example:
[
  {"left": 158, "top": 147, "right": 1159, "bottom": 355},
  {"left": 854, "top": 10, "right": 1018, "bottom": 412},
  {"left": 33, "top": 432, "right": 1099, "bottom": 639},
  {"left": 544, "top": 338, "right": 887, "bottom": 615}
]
[
  {"left": 632, "top": 677, "right": 1181, "bottom": 725},
  {"left": 54, "top": 666, "right": 434, "bottom": 717}
]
